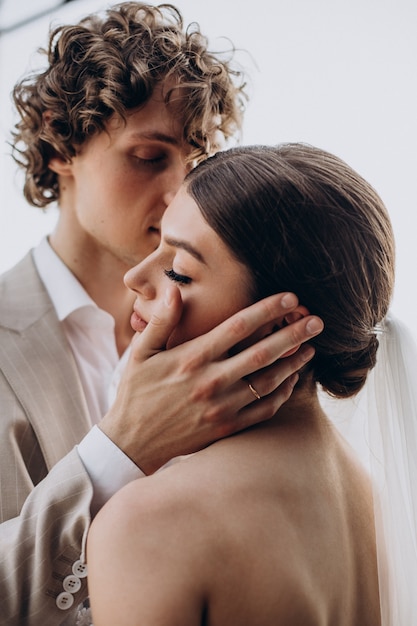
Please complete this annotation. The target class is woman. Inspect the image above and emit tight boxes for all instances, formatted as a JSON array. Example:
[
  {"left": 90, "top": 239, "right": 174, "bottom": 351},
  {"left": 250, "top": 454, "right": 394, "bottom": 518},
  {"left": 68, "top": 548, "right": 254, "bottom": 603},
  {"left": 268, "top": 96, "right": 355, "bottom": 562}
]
[{"left": 87, "top": 144, "right": 417, "bottom": 625}]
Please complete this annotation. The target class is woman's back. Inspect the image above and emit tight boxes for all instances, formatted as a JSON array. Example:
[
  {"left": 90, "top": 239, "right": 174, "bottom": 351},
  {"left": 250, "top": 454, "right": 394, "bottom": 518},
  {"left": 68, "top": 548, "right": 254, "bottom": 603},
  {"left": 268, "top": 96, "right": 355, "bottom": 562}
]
[{"left": 88, "top": 392, "right": 380, "bottom": 626}]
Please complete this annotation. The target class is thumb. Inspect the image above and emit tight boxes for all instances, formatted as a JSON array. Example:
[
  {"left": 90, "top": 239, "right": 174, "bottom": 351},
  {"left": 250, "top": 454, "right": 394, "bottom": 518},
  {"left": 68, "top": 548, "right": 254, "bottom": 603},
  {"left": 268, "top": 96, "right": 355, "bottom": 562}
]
[{"left": 131, "top": 285, "right": 183, "bottom": 360}]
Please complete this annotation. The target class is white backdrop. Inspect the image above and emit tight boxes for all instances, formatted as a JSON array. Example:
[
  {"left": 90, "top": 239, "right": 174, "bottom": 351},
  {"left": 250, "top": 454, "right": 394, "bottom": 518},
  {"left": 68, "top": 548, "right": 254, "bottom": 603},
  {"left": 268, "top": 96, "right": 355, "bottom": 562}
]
[{"left": 1, "top": 0, "right": 416, "bottom": 327}]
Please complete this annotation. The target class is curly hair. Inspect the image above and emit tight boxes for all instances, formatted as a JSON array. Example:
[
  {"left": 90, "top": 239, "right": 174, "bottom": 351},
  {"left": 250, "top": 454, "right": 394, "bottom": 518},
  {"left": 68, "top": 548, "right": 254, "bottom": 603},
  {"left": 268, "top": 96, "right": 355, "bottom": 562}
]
[
  {"left": 11, "top": 2, "right": 247, "bottom": 207},
  {"left": 186, "top": 143, "right": 395, "bottom": 399}
]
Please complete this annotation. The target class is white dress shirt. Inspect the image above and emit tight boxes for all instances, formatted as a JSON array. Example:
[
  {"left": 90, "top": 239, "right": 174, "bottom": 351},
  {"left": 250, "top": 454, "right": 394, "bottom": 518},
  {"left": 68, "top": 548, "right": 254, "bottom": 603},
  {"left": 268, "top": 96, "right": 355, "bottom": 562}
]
[{"left": 33, "top": 237, "right": 143, "bottom": 516}]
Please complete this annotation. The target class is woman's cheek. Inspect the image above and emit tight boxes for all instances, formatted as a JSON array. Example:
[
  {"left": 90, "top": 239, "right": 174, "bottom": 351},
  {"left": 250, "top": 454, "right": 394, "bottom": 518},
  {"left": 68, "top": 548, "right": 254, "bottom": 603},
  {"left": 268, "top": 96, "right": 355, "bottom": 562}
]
[{"left": 165, "top": 307, "right": 212, "bottom": 350}]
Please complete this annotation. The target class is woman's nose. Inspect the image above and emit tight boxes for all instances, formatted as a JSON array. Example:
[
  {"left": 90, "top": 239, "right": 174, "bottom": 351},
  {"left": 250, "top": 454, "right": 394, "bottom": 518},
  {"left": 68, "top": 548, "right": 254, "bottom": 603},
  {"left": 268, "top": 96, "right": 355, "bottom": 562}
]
[{"left": 124, "top": 263, "right": 156, "bottom": 300}]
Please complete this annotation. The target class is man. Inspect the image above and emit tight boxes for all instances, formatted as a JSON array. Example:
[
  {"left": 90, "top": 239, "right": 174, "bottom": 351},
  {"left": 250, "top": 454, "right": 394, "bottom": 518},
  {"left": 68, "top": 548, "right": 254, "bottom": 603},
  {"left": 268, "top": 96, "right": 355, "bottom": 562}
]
[{"left": 0, "top": 3, "right": 322, "bottom": 624}]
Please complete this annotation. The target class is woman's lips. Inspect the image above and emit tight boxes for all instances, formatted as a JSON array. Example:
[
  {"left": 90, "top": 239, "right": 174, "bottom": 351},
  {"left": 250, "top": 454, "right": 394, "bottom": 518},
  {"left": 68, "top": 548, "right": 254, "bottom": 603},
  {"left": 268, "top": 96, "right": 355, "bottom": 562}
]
[{"left": 130, "top": 310, "right": 148, "bottom": 332}]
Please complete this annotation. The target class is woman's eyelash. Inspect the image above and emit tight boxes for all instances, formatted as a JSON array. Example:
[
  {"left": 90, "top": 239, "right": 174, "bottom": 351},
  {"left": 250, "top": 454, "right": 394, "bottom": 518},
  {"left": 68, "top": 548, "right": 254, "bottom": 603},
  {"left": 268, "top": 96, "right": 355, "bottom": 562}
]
[{"left": 164, "top": 268, "right": 192, "bottom": 285}]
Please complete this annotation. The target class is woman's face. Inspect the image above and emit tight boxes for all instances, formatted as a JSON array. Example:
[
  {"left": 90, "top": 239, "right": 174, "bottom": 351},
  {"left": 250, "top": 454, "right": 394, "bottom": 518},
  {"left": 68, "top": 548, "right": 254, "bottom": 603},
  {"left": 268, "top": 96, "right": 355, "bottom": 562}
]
[{"left": 124, "top": 186, "right": 253, "bottom": 349}]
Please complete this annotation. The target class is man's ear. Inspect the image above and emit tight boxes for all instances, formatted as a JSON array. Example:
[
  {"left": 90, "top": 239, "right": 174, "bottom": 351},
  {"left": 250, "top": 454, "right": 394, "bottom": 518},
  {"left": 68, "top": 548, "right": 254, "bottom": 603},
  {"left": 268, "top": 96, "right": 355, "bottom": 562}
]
[
  {"left": 42, "top": 110, "right": 73, "bottom": 176},
  {"left": 48, "top": 155, "right": 73, "bottom": 176}
]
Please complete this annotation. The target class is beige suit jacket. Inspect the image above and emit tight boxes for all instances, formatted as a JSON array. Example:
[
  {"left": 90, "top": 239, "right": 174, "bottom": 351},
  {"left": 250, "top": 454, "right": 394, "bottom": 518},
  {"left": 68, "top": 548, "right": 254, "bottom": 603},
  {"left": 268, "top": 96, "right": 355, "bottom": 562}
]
[{"left": 0, "top": 252, "right": 95, "bottom": 625}]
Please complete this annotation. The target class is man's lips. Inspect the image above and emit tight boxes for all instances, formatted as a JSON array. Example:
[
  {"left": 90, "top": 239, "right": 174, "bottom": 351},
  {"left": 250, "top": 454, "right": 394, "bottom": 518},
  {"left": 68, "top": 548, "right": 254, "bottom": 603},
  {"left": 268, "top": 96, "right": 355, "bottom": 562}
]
[{"left": 130, "top": 310, "right": 148, "bottom": 332}]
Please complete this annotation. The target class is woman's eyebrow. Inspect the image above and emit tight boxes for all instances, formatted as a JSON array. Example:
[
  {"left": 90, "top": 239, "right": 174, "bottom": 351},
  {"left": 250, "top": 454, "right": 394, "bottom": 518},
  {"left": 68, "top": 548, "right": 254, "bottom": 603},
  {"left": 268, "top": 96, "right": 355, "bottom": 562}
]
[{"left": 164, "top": 236, "right": 207, "bottom": 264}]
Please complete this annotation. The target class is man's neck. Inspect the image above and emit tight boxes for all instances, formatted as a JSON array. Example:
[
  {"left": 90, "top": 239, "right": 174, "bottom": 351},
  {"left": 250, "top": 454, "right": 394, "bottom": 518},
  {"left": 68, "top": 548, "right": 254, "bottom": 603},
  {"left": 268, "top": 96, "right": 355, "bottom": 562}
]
[{"left": 49, "top": 231, "right": 135, "bottom": 356}]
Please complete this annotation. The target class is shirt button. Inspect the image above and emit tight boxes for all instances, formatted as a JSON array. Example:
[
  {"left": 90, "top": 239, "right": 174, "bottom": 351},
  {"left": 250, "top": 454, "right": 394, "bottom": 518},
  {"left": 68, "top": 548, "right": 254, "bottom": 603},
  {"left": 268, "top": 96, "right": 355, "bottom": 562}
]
[
  {"left": 56, "top": 591, "right": 74, "bottom": 610},
  {"left": 63, "top": 574, "right": 82, "bottom": 594},
  {"left": 72, "top": 560, "right": 88, "bottom": 578}
]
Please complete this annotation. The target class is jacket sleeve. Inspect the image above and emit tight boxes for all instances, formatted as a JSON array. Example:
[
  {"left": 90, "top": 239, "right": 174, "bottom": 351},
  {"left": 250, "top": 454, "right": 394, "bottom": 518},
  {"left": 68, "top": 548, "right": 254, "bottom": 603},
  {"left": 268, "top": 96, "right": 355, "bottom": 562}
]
[{"left": 0, "top": 448, "right": 93, "bottom": 626}]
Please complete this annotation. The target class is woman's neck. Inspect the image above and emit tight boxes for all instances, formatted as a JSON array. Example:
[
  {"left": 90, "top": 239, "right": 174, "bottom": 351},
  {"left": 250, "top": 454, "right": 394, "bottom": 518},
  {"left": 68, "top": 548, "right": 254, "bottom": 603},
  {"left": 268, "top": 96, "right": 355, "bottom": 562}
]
[{"left": 254, "top": 376, "right": 329, "bottom": 435}]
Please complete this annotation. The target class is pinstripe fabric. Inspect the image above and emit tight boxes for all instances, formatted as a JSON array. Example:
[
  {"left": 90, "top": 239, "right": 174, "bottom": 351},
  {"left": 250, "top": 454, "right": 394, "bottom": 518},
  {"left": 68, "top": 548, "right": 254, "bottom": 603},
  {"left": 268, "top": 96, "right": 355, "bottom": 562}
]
[{"left": 0, "top": 252, "right": 94, "bottom": 625}]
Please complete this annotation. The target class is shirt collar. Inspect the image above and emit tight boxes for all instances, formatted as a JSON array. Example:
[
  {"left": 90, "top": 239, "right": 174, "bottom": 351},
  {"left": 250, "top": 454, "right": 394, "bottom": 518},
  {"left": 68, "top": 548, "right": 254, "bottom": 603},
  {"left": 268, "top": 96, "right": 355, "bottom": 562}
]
[{"left": 33, "top": 236, "right": 97, "bottom": 322}]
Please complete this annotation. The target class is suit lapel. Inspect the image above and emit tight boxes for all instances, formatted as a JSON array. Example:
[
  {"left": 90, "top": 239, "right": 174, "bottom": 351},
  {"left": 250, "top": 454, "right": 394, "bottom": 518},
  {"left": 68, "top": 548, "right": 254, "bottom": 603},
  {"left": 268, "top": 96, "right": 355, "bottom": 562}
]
[{"left": 0, "top": 252, "right": 91, "bottom": 469}]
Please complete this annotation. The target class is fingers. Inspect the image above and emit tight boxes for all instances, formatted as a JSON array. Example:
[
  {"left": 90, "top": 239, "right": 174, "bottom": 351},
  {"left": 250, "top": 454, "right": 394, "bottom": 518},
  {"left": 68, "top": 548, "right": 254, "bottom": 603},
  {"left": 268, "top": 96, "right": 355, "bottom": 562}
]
[
  {"left": 218, "top": 314, "right": 323, "bottom": 387},
  {"left": 228, "top": 374, "right": 301, "bottom": 435},
  {"left": 234, "top": 343, "right": 314, "bottom": 415},
  {"left": 195, "top": 343, "right": 317, "bottom": 442},
  {"left": 204, "top": 369, "right": 302, "bottom": 441},
  {"left": 201, "top": 293, "right": 301, "bottom": 357},
  {"left": 245, "top": 344, "right": 315, "bottom": 400},
  {"left": 131, "top": 286, "right": 182, "bottom": 359}
]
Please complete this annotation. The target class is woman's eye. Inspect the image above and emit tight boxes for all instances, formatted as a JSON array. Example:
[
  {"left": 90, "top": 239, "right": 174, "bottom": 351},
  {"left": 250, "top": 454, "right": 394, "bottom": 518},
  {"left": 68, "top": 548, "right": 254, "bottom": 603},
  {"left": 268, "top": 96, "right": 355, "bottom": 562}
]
[{"left": 164, "top": 268, "right": 192, "bottom": 285}]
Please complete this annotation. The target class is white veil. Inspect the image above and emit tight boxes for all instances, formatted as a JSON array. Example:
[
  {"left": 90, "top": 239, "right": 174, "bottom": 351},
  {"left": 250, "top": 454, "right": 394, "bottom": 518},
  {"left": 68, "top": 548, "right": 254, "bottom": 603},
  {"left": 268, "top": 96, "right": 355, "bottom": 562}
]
[{"left": 321, "top": 313, "right": 417, "bottom": 625}]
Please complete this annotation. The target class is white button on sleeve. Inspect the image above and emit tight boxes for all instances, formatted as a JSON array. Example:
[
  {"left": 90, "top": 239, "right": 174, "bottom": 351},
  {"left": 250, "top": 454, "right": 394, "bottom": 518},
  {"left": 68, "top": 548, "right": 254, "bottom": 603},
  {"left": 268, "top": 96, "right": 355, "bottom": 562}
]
[
  {"left": 63, "top": 574, "right": 82, "bottom": 594},
  {"left": 72, "top": 559, "right": 88, "bottom": 579},
  {"left": 56, "top": 591, "right": 75, "bottom": 610}
]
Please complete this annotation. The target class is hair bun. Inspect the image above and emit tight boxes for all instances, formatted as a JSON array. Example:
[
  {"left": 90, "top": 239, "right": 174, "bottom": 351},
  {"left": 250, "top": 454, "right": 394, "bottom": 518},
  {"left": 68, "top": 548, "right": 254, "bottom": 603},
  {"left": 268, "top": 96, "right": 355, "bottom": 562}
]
[{"left": 315, "top": 334, "right": 379, "bottom": 398}]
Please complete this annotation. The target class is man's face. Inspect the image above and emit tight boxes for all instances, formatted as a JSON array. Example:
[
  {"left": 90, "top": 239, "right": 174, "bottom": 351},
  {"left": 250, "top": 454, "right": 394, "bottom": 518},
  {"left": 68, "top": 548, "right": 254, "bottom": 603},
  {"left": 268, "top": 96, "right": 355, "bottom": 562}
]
[{"left": 53, "top": 84, "right": 193, "bottom": 270}]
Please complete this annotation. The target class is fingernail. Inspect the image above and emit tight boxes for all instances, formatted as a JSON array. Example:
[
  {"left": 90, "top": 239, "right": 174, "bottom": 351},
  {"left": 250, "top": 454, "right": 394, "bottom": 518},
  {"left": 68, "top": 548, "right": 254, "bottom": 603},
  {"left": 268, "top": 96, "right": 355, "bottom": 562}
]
[
  {"left": 281, "top": 293, "right": 297, "bottom": 309},
  {"left": 306, "top": 318, "right": 324, "bottom": 335}
]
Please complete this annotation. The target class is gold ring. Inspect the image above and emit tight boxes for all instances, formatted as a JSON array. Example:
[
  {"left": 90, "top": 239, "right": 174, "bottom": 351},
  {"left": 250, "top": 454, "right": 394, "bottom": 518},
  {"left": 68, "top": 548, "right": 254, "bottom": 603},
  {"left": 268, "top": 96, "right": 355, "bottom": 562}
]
[{"left": 248, "top": 382, "right": 261, "bottom": 401}]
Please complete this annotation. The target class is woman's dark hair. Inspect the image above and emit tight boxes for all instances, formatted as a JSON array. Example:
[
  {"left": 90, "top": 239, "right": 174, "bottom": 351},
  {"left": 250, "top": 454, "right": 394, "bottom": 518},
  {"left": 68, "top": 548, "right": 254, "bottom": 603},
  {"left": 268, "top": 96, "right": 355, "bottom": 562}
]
[
  {"left": 11, "top": 2, "right": 246, "bottom": 207},
  {"left": 185, "top": 143, "right": 395, "bottom": 398}
]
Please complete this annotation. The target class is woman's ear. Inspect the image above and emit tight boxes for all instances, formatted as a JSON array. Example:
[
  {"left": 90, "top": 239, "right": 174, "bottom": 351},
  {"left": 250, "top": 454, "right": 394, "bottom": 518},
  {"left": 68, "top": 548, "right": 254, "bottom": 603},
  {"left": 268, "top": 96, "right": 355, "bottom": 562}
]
[
  {"left": 232, "top": 305, "right": 311, "bottom": 356},
  {"left": 283, "top": 304, "right": 310, "bottom": 326},
  {"left": 260, "top": 305, "right": 311, "bottom": 341},
  {"left": 280, "top": 304, "right": 310, "bottom": 358}
]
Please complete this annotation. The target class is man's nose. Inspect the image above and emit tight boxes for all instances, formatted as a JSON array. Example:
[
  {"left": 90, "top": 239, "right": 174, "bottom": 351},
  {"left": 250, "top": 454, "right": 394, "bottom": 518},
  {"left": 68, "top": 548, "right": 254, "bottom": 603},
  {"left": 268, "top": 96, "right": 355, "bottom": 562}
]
[
  {"left": 161, "top": 161, "right": 188, "bottom": 207},
  {"left": 162, "top": 189, "right": 177, "bottom": 207}
]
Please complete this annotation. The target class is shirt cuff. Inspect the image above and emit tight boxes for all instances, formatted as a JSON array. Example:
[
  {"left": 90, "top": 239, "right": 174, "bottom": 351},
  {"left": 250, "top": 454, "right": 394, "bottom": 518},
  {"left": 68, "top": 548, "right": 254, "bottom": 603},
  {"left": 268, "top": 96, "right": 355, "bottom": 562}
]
[{"left": 77, "top": 425, "right": 145, "bottom": 517}]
